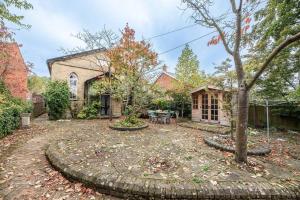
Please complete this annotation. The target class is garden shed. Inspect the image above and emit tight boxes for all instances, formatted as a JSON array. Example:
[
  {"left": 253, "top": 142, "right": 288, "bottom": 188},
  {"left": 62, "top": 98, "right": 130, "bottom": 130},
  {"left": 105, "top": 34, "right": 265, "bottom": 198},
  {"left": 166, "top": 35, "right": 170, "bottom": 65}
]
[{"left": 190, "top": 85, "right": 232, "bottom": 126}]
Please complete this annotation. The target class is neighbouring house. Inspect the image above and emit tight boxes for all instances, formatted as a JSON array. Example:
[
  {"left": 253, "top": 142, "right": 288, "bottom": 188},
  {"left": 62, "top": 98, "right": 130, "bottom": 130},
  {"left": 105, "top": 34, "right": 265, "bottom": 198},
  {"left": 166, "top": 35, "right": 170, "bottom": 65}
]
[
  {"left": 154, "top": 65, "right": 178, "bottom": 91},
  {"left": 190, "top": 85, "right": 233, "bottom": 126},
  {"left": 47, "top": 49, "right": 122, "bottom": 117},
  {"left": 0, "top": 43, "right": 29, "bottom": 100}
]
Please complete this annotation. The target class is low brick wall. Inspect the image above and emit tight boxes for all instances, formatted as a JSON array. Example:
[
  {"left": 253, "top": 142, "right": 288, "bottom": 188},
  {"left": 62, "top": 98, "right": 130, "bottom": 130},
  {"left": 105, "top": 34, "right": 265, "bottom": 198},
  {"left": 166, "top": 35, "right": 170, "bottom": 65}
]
[
  {"left": 46, "top": 141, "right": 299, "bottom": 199},
  {"left": 204, "top": 137, "right": 271, "bottom": 156},
  {"left": 178, "top": 122, "right": 230, "bottom": 135},
  {"left": 109, "top": 124, "right": 149, "bottom": 131}
]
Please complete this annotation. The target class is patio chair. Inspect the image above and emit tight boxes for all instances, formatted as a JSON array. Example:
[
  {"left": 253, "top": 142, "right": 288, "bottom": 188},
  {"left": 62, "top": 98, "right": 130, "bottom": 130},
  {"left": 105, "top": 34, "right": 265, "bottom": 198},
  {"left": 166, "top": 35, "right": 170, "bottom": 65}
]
[
  {"left": 161, "top": 112, "right": 171, "bottom": 124},
  {"left": 148, "top": 110, "right": 158, "bottom": 123}
]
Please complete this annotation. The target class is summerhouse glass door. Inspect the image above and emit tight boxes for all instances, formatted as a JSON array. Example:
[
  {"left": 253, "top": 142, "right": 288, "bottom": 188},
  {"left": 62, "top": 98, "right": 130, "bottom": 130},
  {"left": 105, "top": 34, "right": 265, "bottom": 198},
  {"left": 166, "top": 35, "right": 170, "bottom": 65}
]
[
  {"left": 211, "top": 94, "right": 218, "bottom": 122},
  {"left": 201, "top": 94, "right": 208, "bottom": 120}
]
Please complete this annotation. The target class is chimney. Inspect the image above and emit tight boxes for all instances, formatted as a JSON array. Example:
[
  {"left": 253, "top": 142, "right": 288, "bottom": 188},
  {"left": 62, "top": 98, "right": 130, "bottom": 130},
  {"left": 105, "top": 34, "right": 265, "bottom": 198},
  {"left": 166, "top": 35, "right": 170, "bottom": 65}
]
[{"left": 162, "top": 64, "right": 167, "bottom": 72}]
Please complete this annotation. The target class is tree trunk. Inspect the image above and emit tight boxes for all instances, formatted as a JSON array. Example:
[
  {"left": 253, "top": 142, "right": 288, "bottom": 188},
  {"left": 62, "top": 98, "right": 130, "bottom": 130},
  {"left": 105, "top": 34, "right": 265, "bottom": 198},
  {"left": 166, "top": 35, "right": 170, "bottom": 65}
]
[
  {"left": 235, "top": 84, "right": 249, "bottom": 163},
  {"left": 230, "top": 106, "right": 234, "bottom": 140},
  {"left": 181, "top": 102, "right": 184, "bottom": 118}
]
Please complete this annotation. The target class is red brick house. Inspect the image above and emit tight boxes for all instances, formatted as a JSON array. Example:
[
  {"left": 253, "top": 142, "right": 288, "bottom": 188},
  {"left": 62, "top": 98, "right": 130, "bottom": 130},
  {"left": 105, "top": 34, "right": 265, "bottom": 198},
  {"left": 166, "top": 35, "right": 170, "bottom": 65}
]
[
  {"left": 154, "top": 65, "right": 178, "bottom": 91},
  {"left": 0, "top": 43, "right": 29, "bottom": 100}
]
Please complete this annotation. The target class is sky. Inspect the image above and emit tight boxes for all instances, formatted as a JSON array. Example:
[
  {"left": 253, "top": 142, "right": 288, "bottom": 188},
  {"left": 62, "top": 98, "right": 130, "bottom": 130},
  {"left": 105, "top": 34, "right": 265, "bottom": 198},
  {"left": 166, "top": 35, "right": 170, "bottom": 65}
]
[{"left": 10, "top": 0, "right": 229, "bottom": 77}]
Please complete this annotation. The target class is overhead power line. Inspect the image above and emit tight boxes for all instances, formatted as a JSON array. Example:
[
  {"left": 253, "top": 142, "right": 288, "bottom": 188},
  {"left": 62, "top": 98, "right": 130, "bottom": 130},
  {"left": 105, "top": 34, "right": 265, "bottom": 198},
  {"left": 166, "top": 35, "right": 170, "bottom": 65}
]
[
  {"left": 147, "top": 24, "right": 198, "bottom": 40},
  {"left": 158, "top": 30, "right": 217, "bottom": 55}
]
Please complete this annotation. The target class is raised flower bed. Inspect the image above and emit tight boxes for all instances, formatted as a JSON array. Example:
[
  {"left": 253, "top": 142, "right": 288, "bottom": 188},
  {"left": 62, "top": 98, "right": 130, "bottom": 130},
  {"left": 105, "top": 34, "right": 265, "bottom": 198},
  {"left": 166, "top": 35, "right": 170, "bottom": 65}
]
[
  {"left": 204, "top": 135, "right": 271, "bottom": 156},
  {"left": 109, "top": 116, "right": 148, "bottom": 131},
  {"left": 178, "top": 121, "right": 230, "bottom": 135}
]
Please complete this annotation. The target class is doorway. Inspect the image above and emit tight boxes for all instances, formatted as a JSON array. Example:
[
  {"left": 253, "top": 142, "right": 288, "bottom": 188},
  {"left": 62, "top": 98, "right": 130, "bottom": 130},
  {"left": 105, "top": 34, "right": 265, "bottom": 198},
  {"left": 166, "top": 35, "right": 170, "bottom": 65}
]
[
  {"left": 201, "top": 93, "right": 219, "bottom": 122},
  {"left": 201, "top": 94, "right": 208, "bottom": 121},
  {"left": 211, "top": 94, "right": 219, "bottom": 122},
  {"left": 100, "top": 94, "right": 110, "bottom": 116}
]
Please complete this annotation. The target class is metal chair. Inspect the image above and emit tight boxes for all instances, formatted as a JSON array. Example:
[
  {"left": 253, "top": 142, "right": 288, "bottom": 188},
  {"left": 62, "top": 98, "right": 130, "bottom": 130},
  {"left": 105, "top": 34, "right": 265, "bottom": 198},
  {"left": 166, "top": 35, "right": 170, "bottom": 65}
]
[{"left": 148, "top": 110, "right": 158, "bottom": 123}]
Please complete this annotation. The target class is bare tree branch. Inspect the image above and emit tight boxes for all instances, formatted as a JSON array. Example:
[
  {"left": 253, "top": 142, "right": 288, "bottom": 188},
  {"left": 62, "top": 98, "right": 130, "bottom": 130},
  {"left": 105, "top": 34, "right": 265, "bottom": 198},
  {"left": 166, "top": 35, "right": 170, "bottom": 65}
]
[{"left": 246, "top": 32, "right": 300, "bottom": 90}]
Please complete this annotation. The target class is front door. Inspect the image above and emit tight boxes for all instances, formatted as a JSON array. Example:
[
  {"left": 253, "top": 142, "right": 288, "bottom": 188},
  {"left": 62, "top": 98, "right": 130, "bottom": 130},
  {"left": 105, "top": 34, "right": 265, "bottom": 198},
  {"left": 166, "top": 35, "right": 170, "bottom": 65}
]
[
  {"left": 210, "top": 94, "right": 219, "bottom": 122},
  {"left": 201, "top": 93, "right": 219, "bottom": 122},
  {"left": 201, "top": 94, "right": 209, "bottom": 121},
  {"left": 100, "top": 94, "right": 110, "bottom": 115}
]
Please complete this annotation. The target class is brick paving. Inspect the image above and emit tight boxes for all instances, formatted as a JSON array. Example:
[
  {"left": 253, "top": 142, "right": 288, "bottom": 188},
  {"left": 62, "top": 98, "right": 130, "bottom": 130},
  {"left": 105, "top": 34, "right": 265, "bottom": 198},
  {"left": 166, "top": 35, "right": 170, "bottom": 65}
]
[{"left": 1, "top": 115, "right": 300, "bottom": 199}]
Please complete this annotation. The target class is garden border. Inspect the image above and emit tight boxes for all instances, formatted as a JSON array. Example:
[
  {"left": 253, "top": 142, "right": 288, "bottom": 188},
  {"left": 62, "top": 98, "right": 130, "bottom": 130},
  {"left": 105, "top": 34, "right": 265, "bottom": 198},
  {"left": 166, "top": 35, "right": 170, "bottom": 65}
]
[
  {"left": 177, "top": 122, "right": 230, "bottom": 135},
  {"left": 109, "top": 124, "right": 149, "bottom": 131},
  {"left": 204, "top": 137, "right": 271, "bottom": 156},
  {"left": 46, "top": 141, "right": 299, "bottom": 199}
]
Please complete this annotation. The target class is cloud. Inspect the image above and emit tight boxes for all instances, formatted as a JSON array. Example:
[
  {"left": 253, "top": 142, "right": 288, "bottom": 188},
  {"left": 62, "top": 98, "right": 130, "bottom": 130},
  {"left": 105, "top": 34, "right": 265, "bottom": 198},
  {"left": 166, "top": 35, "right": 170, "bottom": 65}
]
[{"left": 23, "top": 1, "right": 83, "bottom": 48}]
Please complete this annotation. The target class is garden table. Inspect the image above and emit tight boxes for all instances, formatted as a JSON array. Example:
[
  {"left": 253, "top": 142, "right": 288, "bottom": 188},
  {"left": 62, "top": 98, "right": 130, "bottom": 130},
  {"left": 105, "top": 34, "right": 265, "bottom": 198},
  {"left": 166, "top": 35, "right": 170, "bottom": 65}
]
[{"left": 154, "top": 111, "right": 171, "bottom": 124}]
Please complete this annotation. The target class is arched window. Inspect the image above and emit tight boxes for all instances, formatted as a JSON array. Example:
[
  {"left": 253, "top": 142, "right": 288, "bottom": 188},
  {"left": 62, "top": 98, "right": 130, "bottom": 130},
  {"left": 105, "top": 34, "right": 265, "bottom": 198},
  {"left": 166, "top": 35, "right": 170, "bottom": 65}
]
[{"left": 69, "top": 73, "right": 78, "bottom": 100}]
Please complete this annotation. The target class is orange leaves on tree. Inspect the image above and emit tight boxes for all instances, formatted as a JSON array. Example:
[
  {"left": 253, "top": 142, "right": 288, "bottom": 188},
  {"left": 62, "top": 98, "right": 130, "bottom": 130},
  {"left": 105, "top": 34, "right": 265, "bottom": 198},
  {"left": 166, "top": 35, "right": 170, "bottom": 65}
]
[
  {"left": 107, "top": 23, "right": 158, "bottom": 75},
  {"left": 207, "top": 16, "right": 252, "bottom": 47},
  {"left": 207, "top": 34, "right": 222, "bottom": 46}
]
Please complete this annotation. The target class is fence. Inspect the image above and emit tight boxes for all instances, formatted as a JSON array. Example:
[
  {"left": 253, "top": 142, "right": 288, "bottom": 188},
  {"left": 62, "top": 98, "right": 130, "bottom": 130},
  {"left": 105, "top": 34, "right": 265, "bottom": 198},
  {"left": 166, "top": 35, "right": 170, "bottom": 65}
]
[
  {"left": 248, "top": 101, "right": 300, "bottom": 131},
  {"left": 32, "top": 94, "right": 46, "bottom": 117}
]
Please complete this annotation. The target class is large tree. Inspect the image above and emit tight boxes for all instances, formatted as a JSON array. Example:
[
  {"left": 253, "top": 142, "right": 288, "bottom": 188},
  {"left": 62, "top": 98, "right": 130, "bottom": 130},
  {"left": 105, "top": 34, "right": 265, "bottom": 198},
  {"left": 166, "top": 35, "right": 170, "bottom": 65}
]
[
  {"left": 174, "top": 44, "right": 205, "bottom": 117},
  {"left": 97, "top": 24, "right": 159, "bottom": 114},
  {"left": 175, "top": 44, "right": 205, "bottom": 87},
  {"left": 248, "top": 0, "right": 300, "bottom": 100},
  {"left": 182, "top": 0, "right": 300, "bottom": 163}
]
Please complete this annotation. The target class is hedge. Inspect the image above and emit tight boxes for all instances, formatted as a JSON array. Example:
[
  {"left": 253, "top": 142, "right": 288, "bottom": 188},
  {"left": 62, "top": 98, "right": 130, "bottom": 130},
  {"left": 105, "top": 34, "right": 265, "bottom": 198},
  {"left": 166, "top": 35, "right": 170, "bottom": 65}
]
[{"left": 0, "top": 81, "right": 32, "bottom": 138}]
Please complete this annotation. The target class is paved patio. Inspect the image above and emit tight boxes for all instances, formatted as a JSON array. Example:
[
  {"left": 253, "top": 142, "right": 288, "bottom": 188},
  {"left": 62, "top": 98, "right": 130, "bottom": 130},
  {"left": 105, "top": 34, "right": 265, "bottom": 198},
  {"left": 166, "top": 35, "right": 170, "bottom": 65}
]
[{"left": 1, "top": 115, "right": 300, "bottom": 199}]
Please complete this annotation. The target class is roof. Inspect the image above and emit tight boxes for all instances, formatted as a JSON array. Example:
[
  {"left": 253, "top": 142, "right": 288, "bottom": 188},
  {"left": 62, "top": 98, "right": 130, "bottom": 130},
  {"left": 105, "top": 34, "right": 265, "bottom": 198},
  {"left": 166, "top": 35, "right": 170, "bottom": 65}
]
[
  {"left": 84, "top": 72, "right": 110, "bottom": 85},
  {"left": 46, "top": 48, "right": 106, "bottom": 73},
  {"left": 190, "top": 85, "right": 231, "bottom": 94},
  {"left": 154, "top": 71, "right": 177, "bottom": 84}
]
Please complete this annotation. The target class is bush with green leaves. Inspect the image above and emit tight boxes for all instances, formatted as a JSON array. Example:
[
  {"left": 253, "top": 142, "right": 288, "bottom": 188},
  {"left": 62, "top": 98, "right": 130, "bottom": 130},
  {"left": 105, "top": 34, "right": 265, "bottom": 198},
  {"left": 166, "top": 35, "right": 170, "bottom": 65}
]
[
  {"left": 0, "top": 81, "right": 33, "bottom": 138},
  {"left": 114, "top": 105, "right": 145, "bottom": 127},
  {"left": 114, "top": 115, "right": 144, "bottom": 128},
  {"left": 45, "top": 81, "right": 70, "bottom": 120},
  {"left": 77, "top": 102, "right": 101, "bottom": 119}
]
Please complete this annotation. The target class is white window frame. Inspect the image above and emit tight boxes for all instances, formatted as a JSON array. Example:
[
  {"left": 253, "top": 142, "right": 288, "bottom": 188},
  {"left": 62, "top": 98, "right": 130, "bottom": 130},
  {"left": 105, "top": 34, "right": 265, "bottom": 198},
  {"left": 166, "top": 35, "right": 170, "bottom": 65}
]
[{"left": 69, "top": 72, "right": 78, "bottom": 100}]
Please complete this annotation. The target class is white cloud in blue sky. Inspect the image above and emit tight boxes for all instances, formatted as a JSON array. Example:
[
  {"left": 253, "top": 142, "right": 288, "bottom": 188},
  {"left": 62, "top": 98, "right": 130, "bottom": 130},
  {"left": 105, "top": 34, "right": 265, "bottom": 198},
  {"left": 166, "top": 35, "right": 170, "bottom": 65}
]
[{"left": 13, "top": 0, "right": 229, "bottom": 76}]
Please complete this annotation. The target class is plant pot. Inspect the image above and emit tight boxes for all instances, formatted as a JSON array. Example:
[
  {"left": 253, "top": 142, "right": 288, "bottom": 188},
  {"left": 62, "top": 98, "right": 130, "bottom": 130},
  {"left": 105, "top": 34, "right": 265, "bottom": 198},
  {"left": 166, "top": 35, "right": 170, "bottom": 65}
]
[{"left": 21, "top": 113, "right": 31, "bottom": 128}]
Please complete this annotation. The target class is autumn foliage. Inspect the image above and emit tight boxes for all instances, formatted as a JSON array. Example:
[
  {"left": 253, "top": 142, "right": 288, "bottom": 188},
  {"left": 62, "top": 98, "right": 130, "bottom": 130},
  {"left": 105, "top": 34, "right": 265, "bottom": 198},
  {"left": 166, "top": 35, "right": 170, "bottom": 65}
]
[{"left": 207, "top": 16, "right": 252, "bottom": 46}]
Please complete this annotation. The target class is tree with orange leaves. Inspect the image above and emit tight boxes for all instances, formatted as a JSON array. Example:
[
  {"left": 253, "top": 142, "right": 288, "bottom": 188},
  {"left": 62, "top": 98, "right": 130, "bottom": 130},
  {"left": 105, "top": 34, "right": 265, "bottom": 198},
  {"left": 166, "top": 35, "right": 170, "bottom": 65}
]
[{"left": 93, "top": 24, "right": 159, "bottom": 116}]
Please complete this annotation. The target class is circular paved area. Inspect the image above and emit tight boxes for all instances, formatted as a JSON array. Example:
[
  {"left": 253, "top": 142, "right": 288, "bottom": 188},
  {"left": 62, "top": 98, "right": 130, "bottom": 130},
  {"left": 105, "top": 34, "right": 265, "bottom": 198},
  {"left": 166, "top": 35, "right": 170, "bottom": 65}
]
[
  {"left": 46, "top": 119, "right": 300, "bottom": 199},
  {"left": 1, "top": 115, "right": 300, "bottom": 199}
]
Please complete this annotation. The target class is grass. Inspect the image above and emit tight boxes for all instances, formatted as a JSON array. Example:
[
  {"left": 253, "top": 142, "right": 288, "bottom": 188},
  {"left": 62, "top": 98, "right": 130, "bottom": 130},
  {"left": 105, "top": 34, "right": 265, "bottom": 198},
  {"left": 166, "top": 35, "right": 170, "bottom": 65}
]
[
  {"left": 201, "top": 164, "right": 210, "bottom": 172},
  {"left": 192, "top": 177, "right": 203, "bottom": 184},
  {"left": 185, "top": 155, "right": 193, "bottom": 160}
]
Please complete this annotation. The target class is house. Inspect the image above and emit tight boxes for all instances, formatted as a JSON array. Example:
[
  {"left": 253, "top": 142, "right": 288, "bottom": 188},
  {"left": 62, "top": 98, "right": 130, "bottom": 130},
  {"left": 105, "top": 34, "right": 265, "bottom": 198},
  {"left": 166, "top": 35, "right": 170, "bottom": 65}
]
[
  {"left": 190, "top": 85, "right": 232, "bottom": 126},
  {"left": 154, "top": 65, "right": 178, "bottom": 91},
  {"left": 0, "top": 43, "right": 29, "bottom": 100},
  {"left": 47, "top": 49, "right": 122, "bottom": 117}
]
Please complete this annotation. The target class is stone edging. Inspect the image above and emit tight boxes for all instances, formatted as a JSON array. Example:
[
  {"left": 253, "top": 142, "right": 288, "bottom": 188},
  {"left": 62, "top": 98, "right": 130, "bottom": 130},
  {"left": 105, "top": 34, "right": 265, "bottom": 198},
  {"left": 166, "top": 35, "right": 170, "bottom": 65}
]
[
  {"left": 109, "top": 124, "right": 149, "bottom": 131},
  {"left": 46, "top": 141, "right": 299, "bottom": 199},
  {"left": 204, "top": 137, "right": 271, "bottom": 156},
  {"left": 178, "top": 123, "right": 230, "bottom": 135}
]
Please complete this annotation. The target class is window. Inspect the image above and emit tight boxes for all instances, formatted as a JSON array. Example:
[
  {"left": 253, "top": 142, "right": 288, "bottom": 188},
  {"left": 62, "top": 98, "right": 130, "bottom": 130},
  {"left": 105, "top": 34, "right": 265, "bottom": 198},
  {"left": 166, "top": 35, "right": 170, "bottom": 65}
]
[
  {"left": 211, "top": 94, "right": 219, "bottom": 121},
  {"left": 192, "top": 95, "right": 198, "bottom": 109},
  {"left": 202, "top": 94, "right": 208, "bottom": 120},
  {"left": 69, "top": 73, "right": 78, "bottom": 100}
]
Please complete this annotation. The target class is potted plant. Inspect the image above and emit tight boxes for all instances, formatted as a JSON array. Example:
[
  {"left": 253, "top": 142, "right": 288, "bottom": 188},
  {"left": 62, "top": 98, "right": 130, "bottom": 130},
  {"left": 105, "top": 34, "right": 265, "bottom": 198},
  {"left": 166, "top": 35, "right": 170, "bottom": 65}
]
[{"left": 20, "top": 101, "right": 33, "bottom": 128}]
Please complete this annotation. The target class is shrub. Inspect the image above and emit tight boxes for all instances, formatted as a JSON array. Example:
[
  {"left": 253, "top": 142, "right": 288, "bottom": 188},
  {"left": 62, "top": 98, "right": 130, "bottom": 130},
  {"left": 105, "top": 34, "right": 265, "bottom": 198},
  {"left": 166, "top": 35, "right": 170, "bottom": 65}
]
[
  {"left": 114, "top": 115, "right": 144, "bottom": 128},
  {"left": 77, "top": 102, "right": 101, "bottom": 119},
  {"left": 0, "top": 80, "right": 33, "bottom": 137},
  {"left": 45, "top": 81, "right": 70, "bottom": 120}
]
